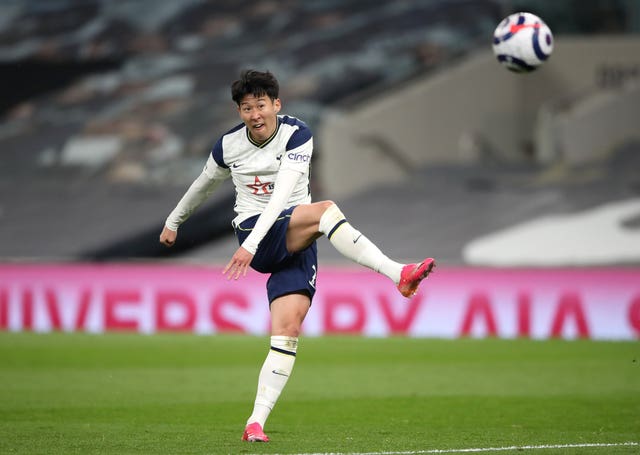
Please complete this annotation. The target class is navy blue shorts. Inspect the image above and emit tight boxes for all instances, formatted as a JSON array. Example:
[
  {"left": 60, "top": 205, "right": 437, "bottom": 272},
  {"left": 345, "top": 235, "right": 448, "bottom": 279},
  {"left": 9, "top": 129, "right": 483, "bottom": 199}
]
[{"left": 234, "top": 206, "right": 318, "bottom": 304}]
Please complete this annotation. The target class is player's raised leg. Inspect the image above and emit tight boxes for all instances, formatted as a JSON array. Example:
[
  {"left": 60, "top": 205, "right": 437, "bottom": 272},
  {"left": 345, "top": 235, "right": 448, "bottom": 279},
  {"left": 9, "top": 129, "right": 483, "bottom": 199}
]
[{"left": 288, "top": 201, "right": 435, "bottom": 297}]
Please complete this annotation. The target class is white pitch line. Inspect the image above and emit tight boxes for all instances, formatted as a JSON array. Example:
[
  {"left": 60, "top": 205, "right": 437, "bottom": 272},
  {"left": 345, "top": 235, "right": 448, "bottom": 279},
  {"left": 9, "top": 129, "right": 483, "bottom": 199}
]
[{"left": 247, "top": 441, "right": 639, "bottom": 455}]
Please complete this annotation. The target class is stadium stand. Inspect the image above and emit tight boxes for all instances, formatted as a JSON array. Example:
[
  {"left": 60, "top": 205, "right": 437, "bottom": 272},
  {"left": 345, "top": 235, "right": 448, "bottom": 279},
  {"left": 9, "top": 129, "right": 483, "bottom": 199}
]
[{"left": 0, "top": 0, "right": 638, "bottom": 265}]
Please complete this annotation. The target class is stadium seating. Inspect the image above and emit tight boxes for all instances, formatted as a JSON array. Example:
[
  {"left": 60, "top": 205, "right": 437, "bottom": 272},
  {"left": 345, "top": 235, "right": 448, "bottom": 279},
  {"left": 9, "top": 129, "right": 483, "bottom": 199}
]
[{"left": 0, "top": 0, "right": 637, "bottom": 265}]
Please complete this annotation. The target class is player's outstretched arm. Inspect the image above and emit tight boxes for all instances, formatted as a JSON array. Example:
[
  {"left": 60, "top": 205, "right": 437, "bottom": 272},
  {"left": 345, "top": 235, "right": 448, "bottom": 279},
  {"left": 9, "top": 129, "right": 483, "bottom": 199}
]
[
  {"left": 159, "top": 157, "right": 230, "bottom": 248},
  {"left": 159, "top": 226, "right": 177, "bottom": 247}
]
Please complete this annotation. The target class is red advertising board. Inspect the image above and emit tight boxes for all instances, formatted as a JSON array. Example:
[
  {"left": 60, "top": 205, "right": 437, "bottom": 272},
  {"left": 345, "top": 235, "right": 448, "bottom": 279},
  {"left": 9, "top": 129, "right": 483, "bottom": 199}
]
[{"left": 1, "top": 264, "right": 638, "bottom": 339}]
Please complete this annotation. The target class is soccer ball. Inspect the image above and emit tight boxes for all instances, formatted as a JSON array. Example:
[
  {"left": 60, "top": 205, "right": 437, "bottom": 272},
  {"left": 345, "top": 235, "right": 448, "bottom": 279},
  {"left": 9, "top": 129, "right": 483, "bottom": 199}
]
[{"left": 492, "top": 12, "right": 553, "bottom": 73}]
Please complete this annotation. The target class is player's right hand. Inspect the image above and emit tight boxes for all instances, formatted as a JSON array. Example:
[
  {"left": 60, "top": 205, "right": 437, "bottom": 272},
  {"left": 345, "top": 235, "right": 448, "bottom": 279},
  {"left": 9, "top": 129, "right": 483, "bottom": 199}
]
[
  {"left": 159, "top": 226, "right": 177, "bottom": 247},
  {"left": 223, "top": 246, "right": 253, "bottom": 280}
]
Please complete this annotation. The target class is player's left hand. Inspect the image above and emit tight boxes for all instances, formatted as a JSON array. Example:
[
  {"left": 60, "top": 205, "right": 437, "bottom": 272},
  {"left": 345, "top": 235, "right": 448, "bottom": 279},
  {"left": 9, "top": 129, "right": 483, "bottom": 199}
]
[{"left": 223, "top": 246, "right": 254, "bottom": 280}]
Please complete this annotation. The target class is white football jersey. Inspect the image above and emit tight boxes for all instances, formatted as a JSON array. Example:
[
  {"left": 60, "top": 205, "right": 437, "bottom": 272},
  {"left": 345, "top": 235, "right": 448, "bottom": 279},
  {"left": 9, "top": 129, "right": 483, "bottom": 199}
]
[{"left": 204, "top": 115, "right": 313, "bottom": 225}]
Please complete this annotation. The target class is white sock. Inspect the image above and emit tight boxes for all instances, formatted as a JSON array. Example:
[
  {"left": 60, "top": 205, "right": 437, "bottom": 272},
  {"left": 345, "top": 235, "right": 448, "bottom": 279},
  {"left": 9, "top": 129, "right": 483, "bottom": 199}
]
[
  {"left": 319, "top": 204, "right": 403, "bottom": 283},
  {"left": 246, "top": 336, "right": 298, "bottom": 428}
]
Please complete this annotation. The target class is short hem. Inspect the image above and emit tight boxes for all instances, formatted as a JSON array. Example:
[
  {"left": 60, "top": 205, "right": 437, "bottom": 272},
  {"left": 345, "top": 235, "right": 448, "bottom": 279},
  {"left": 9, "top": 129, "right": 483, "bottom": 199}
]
[{"left": 269, "top": 289, "right": 313, "bottom": 306}]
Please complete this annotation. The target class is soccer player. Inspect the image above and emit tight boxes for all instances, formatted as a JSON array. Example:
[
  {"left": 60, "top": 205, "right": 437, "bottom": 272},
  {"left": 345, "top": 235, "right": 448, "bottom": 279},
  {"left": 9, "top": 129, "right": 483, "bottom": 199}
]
[{"left": 159, "top": 70, "right": 435, "bottom": 442}]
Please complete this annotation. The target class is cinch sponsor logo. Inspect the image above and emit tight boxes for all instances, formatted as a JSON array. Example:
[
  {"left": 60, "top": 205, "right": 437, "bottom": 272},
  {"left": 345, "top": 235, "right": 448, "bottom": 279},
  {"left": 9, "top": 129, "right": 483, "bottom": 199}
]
[{"left": 287, "top": 152, "right": 310, "bottom": 162}]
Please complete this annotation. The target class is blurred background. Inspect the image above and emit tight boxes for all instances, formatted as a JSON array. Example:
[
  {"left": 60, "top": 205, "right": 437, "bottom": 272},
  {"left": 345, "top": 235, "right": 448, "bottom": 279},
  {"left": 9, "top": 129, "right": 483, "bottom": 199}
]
[{"left": 0, "top": 0, "right": 639, "bottom": 267}]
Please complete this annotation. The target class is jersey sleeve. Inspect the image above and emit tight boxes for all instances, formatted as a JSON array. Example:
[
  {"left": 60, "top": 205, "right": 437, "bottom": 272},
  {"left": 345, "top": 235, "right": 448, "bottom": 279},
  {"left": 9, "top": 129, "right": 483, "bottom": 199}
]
[
  {"left": 165, "top": 154, "right": 230, "bottom": 231},
  {"left": 279, "top": 124, "right": 313, "bottom": 173},
  {"left": 203, "top": 149, "right": 231, "bottom": 180},
  {"left": 208, "top": 137, "right": 229, "bottom": 173}
]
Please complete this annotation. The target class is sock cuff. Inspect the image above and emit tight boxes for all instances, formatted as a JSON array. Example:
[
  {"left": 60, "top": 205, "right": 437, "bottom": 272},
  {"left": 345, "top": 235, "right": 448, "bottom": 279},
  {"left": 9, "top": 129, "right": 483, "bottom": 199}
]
[
  {"left": 270, "top": 335, "right": 298, "bottom": 355},
  {"left": 319, "top": 203, "right": 347, "bottom": 238}
]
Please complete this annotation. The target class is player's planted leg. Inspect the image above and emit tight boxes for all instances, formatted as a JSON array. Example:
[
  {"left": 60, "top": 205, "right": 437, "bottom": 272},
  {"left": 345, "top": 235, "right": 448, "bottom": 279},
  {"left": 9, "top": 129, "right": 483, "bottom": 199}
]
[{"left": 242, "top": 335, "right": 297, "bottom": 442}]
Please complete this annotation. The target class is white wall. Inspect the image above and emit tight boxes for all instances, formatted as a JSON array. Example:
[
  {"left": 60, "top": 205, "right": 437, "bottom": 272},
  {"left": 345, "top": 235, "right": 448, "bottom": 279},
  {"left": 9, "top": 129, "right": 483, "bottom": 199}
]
[
  {"left": 536, "top": 83, "right": 640, "bottom": 164},
  {"left": 317, "top": 36, "right": 640, "bottom": 197}
]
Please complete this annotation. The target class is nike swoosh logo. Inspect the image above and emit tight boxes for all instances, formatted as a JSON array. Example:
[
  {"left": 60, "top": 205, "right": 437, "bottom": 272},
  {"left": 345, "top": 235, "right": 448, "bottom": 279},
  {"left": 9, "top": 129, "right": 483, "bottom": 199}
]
[
  {"left": 353, "top": 234, "right": 362, "bottom": 244},
  {"left": 232, "top": 163, "right": 241, "bottom": 168},
  {"left": 272, "top": 369, "right": 289, "bottom": 377}
]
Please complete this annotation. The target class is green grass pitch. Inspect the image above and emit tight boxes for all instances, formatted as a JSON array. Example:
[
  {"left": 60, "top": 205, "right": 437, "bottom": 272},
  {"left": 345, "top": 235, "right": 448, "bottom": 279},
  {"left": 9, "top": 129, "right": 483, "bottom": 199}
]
[{"left": 0, "top": 333, "right": 638, "bottom": 454}]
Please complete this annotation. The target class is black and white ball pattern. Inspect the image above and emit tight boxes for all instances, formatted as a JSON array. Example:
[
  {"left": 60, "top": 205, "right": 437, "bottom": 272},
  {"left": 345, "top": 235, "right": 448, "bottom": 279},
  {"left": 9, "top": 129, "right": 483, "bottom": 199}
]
[{"left": 492, "top": 12, "right": 554, "bottom": 73}]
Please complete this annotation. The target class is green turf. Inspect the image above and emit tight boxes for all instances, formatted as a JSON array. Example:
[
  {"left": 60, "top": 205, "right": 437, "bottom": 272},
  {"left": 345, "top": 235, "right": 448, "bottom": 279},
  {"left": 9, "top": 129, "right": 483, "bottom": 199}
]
[{"left": 0, "top": 333, "right": 638, "bottom": 455}]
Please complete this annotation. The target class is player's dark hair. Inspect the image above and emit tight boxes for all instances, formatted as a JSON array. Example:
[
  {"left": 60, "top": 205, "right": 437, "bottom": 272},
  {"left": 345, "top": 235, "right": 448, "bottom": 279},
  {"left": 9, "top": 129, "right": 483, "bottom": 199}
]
[{"left": 231, "top": 70, "right": 279, "bottom": 105}]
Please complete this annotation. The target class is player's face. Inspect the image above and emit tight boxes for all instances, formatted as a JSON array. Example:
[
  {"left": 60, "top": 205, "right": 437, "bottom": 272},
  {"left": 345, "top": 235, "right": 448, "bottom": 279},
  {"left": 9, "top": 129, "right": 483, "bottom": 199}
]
[{"left": 238, "top": 94, "right": 281, "bottom": 143}]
